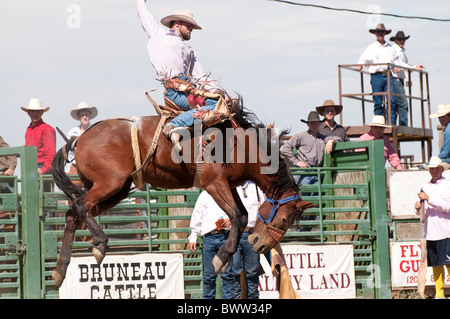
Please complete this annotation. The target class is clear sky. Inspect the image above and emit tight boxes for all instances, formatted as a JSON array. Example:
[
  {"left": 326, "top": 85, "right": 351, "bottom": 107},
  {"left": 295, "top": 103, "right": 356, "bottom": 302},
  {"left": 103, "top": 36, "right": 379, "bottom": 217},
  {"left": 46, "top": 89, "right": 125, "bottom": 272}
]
[{"left": 1, "top": 0, "right": 449, "bottom": 174}]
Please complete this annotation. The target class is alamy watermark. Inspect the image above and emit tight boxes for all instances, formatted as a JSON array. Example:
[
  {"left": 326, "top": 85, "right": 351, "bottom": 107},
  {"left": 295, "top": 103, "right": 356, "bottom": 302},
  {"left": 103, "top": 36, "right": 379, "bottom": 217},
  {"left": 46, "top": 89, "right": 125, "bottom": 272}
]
[
  {"left": 66, "top": 4, "right": 81, "bottom": 29},
  {"left": 366, "top": 4, "right": 381, "bottom": 29}
]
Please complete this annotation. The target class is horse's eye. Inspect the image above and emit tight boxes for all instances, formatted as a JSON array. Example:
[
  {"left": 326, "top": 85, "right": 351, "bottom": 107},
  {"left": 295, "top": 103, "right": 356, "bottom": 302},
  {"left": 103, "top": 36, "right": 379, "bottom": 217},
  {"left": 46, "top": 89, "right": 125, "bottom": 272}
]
[{"left": 282, "top": 218, "right": 287, "bottom": 224}]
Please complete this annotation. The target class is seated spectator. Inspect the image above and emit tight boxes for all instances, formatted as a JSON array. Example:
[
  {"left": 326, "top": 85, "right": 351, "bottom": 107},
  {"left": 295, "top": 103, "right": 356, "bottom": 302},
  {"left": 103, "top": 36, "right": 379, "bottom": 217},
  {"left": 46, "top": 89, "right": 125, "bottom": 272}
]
[{"left": 357, "top": 115, "right": 403, "bottom": 169}]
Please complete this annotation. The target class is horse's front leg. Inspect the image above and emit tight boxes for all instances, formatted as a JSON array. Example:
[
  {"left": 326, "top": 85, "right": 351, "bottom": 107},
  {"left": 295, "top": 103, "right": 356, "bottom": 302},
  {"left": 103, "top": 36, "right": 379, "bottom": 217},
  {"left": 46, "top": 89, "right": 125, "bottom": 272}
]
[
  {"left": 53, "top": 210, "right": 82, "bottom": 287},
  {"left": 208, "top": 187, "right": 248, "bottom": 274}
]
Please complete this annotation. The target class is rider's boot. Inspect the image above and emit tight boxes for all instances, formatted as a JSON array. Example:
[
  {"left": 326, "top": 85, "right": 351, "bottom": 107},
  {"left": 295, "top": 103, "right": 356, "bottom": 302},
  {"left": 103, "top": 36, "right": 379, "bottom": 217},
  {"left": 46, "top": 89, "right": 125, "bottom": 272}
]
[{"left": 163, "top": 124, "right": 188, "bottom": 152}]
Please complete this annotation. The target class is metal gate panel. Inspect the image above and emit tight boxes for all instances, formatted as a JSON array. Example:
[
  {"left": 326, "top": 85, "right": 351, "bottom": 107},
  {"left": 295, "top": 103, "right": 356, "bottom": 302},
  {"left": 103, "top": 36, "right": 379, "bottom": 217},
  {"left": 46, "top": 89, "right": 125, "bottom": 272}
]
[
  {"left": 40, "top": 185, "right": 203, "bottom": 299},
  {"left": 0, "top": 141, "right": 391, "bottom": 299},
  {"left": 287, "top": 140, "right": 391, "bottom": 299},
  {"left": 0, "top": 176, "right": 21, "bottom": 299}
]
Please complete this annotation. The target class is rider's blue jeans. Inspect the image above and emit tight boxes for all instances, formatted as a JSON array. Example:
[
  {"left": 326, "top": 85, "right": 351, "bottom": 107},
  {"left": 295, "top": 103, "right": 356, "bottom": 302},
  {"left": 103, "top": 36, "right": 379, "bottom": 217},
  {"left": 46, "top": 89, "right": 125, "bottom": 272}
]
[{"left": 164, "top": 74, "right": 217, "bottom": 128}]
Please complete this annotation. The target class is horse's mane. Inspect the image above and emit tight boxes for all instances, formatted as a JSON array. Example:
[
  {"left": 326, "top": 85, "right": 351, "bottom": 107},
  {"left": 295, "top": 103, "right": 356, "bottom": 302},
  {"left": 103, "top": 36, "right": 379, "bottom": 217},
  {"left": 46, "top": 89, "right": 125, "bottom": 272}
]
[{"left": 230, "top": 94, "right": 298, "bottom": 198}]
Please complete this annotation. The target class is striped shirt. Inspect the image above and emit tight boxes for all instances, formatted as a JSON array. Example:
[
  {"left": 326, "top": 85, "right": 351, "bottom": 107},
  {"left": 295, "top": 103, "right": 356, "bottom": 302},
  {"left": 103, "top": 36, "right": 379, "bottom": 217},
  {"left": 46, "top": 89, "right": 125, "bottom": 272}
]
[{"left": 281, "top": 130, "right": 340, "bottom": 167}]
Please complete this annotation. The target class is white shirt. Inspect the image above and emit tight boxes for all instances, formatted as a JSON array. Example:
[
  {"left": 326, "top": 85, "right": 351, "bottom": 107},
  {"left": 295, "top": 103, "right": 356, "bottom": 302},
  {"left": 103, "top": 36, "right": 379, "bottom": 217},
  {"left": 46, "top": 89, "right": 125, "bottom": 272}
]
[
  {"left": 357, "top": 41, "right": 396, "bottom": 74},
  {"left": 64, "top": 125, "right": 88, "bottom": 173},
  {"left": 392, "top": 43, "right": 415, "bottom": 79},
  {"left": 188, "top": 182, "right": 265, "bottom": 243},
  {"left": 135, "top": 0, "right": 216, "bottom": 90},
  {"left": 415, "top": 178, "right": 450, "bottom": 241},
  {"left": 236, "top": 181, "right": 265, "bottom": 228}
]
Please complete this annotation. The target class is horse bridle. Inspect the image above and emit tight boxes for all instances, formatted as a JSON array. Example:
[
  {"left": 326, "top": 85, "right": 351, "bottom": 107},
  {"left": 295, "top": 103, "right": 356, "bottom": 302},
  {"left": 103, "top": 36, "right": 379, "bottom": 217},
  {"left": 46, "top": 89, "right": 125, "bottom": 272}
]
[{"left": 257, "top": 194, "right": 299, "bottom": 242}]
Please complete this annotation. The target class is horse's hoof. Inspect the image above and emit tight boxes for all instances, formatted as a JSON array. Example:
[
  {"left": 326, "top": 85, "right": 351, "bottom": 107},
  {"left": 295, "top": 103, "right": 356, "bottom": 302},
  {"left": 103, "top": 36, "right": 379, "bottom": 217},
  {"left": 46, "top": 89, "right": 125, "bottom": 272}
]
[
  {"left": 212, "top": 255, "right": 230, "bottom": 274},
  {"left": 52, "top": 270, "right": 64, "bottom": 288},
  {"left": 93, "top": 247, "right": 105, "bottom": 265}
]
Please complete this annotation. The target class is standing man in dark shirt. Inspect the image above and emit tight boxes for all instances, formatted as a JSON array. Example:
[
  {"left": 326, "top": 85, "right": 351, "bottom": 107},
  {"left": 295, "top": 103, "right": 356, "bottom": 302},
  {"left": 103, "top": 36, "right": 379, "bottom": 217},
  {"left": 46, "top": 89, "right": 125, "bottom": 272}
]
[{"left": 316, "top": 100, "right": 349, "bottom": 142}]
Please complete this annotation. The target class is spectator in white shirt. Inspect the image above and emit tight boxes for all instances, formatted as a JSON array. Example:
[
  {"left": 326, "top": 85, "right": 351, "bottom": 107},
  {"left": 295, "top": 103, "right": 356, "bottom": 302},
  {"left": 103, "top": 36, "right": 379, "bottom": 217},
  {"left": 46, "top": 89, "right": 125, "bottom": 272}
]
[
  {"left": 390, "top": 31, "right": 425, "bottom": 126},
  {"left": 357, "top": 24, "right": 398, "bottom": 125},
  {"left": 65, "top": 102, "right": 98, "bottom": 174},
  {"left": 230, "top": 181, "right": 265, "bottom": 299},
  {"left": 414, "top": 156, "right": 450, "bottom": 299},
  {"left": 135, "top": 0, "right": 220, "bottom": 150},
  {"left": 188, "top": 190, "right": 234, "bottom": 299}
]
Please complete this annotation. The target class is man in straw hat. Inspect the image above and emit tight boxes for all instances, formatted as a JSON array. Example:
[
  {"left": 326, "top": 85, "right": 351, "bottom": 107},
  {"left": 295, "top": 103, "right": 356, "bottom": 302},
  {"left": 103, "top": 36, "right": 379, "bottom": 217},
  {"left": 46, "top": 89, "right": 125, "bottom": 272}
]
[
  {"left": 281, "top": 111, "right": 341, "bottom": 186},
  {"left": 22, "top": 98, "right": 56, "bottom": 176},
  {"left": 430, "top": 104, "right": 450, "bottom": 165},
  {"left": 390, "top": 31, "right": 425, "bottom": 126},
  {"left": 356, "top": 115, "right": 403, "bottom": 169},
  {"left": 414, "top": 156, "right": 450, "bottom": 299},
  {"left": 135, "top": 0, "right": 221, "bottom": 149},
  {"left": 316, "top": 99, "right": 349, "bottom": 142},
  {"left": 357, "top": 23, "right": 398, "bottom": 124},
  {"left": 65, "top": 102, "right": 98, "bottom": 174}
]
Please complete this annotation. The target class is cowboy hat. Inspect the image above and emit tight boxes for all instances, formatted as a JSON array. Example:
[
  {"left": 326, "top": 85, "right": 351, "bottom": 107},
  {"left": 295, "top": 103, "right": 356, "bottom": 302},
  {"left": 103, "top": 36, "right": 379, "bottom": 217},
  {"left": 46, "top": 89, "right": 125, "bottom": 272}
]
[
  {"left": 390, "top": 31, "right": 410, "bottom": 42},
  {"left": 21, "top": 98, "right": 50, "bottom": 113},
  {"left": 369, "top": 23, "right": 391, "bottom": 35},
  {"left": 161, "top": 9, "right": 202, "bottom": 30},
  {"left": 423, "top": 156, "right": 450, "bottom": 170},
  {"left": 300, "top": 111, "right": 324, "bottom": 124},
  {"left": 366, "top": 115, "right": 391, "bottom": 128},
  {"left": 315, "top": 100, "right": 343, "bottom": 116},
  {"left": 430, "top": 104, "right": 450, "bottom": 119},
  {"left": 70, "top": 102, "right": 98, "bottom": 120}
]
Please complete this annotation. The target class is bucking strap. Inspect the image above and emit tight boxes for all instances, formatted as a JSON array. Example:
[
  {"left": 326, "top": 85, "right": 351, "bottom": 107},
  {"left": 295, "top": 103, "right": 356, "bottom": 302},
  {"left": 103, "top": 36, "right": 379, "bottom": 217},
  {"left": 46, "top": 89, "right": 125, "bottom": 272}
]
[
  {"left": 131, "top": 114, "right": 169, "bottom": 178},
  {"left": 130, "top": 123, "right": 143, "bottom": 189}
]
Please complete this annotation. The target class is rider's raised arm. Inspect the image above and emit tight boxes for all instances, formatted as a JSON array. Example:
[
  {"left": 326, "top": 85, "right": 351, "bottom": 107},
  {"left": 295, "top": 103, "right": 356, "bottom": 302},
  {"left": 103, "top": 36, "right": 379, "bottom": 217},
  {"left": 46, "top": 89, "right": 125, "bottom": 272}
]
[{"left": 135, "top": 0, "right": 163, "bottom": 38}]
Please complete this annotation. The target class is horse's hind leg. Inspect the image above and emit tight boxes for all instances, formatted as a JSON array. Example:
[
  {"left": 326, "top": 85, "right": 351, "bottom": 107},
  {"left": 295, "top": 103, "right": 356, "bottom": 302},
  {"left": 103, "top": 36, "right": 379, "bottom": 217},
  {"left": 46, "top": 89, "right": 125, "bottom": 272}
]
[
  {"left": 72, "top": 195, "right": 109, "bottom": 265},
  {"left": 52, "top": 210, "right": 82, "bottom": 287},
  {"left": 76, "top": 181, "right": 132, "bottom": 264},
  {"left": 81, "top": 209, "right": 108, "bottom": 264}
]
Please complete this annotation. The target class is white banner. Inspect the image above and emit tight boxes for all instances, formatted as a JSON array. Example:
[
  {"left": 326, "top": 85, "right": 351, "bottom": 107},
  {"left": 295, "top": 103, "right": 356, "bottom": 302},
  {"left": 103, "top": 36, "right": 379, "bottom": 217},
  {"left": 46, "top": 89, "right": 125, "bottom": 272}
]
[
  {"left": 259, "top": 244, "right": 356, "bottom": 299},
  {"left": 390, "top": 241, "right": 450, "bottom": 287},
  {"left": 59, "top": 252, "right": 184, "bottom": 299}
]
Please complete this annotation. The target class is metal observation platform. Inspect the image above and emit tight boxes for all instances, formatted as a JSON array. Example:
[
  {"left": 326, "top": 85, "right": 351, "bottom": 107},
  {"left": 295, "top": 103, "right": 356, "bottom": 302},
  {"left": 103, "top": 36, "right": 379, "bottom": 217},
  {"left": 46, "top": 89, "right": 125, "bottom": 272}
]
[{"left": 337, "top": 63, "right": 432, "bottom": 165}]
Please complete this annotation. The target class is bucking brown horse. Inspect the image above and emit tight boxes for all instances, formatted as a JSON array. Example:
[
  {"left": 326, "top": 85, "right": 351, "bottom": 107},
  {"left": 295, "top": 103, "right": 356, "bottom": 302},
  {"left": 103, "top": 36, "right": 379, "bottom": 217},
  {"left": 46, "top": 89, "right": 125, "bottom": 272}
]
[{"left": 51, "top": 98, "right": 314, "bottom": 287}]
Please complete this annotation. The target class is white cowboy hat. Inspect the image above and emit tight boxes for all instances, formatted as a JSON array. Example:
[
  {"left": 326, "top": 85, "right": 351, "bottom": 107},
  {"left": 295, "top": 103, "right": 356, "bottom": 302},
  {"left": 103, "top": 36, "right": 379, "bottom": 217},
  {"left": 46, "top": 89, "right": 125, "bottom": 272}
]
[
  {"left": 423, "top": 156, "right": 450, "bottom": 170},
  {"left": 430, "top": 104, "right": 450, "bottom": 119},
  {"left": 70, "top": 102, "right": 98, "bottom": 120},
  {"left": 21, "top": 98, "right": 50, "bottom": 113},
  {"left": 161, "top": 9, "right": 202, "bottom": 30},
  {"left": 366, "top": 115, "right": 391, "bottom": 128}
]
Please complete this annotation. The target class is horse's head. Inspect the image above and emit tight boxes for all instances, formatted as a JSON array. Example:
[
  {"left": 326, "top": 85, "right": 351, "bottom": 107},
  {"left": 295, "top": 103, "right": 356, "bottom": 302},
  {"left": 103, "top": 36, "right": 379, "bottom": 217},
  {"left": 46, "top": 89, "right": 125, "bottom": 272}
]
[{"left": 249, "top": 192, "right": 316, "bottom": 254}]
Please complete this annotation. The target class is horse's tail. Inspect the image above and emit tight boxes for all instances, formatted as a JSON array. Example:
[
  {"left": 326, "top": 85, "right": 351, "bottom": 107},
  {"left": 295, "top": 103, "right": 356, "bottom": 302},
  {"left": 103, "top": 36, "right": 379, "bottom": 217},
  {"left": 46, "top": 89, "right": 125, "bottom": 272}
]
[{"left": 52, "top": 137, "right": 86, "bottom": 202}]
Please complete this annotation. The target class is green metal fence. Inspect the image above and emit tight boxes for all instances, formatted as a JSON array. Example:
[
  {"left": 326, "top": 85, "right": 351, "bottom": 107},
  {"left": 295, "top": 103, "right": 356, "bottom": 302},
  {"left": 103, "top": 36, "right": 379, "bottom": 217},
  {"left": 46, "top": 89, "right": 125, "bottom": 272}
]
[
  {"left": 40, "top": 182, "right": 203, "bottom": 299},
  {"left": 0, "top": 140, "right": 391, "bottom": 299},
  {"left": 286, "top": 140, "right": 391, "bottom": 299}
]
